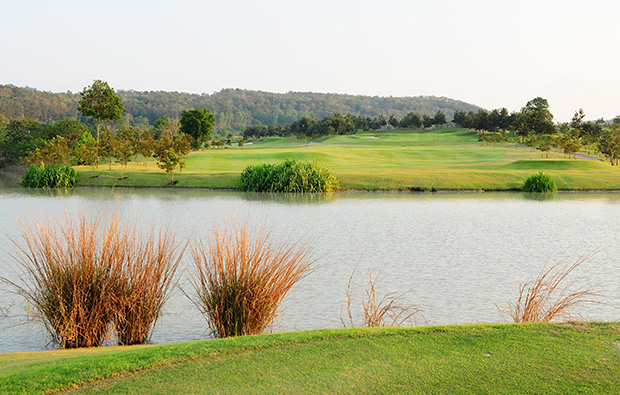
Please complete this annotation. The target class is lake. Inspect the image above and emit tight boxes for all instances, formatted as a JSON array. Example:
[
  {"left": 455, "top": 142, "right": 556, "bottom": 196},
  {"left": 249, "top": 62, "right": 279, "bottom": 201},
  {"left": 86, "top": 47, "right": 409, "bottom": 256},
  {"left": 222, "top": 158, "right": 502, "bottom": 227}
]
[{"left": 1, "top": 186, "right": 619, "bottom": 353}]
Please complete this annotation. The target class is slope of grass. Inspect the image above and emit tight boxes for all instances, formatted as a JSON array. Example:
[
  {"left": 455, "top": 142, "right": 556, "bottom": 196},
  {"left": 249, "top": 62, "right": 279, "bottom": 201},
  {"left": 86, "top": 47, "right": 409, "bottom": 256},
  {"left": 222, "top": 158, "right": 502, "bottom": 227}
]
[
  {"left": 73, "top": 129, "right": 620, "bottom": 190},
  {"left": 1, "top": 323, "right": 619, "bottom": 394}
]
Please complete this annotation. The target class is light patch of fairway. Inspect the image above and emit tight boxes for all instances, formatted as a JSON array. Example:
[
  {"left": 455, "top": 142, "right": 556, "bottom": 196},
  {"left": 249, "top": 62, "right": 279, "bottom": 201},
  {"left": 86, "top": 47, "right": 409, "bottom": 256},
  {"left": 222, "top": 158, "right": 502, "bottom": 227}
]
[{"left": 74, "top": 129, "right": 620, "bottom": 190}]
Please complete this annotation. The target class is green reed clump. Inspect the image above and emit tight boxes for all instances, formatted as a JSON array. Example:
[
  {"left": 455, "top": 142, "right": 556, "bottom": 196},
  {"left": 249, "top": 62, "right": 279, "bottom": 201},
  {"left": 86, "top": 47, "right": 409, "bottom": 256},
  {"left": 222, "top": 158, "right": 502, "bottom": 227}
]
[
  {"left": 522, "top": 171, "right": 557, "bottom": 193},
  {"left": 4, "top": 211, "right": 182, "bottom": 348},
  {"left": 21, "top": 164, "right": 78, "bottom": 188},
  {"left": 239, "top": 158, "right": 339, "bottom": 193},
  {"left": 189, "top": 220, "right": 312, "bottom": 338}
]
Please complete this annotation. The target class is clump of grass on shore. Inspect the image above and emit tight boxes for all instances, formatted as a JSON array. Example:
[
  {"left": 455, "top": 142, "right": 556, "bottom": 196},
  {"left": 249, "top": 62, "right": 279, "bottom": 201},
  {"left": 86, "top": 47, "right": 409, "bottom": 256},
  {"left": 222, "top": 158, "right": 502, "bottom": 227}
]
[
  {"left": 501, "top": 256, "right": 601, "bottom": 323},
  {"left": 343, "top": 267, "right": 421, "bottom": 328},
  {"left": 239, "top": 158, "right": 340, "bottom": 193},
  {"left": 3, "top": 210, "right": 182, "bottom": 348},
  {"left": 189, "top": 220, "right": 312, "bottom": 338}
]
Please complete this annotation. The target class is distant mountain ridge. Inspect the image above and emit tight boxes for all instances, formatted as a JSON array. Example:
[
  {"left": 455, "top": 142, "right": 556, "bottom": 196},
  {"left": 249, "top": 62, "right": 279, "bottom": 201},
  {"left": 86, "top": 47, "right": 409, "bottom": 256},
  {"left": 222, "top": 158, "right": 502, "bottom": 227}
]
[{"left": 0, "top": 85, "right": 483, "bottom": 130}]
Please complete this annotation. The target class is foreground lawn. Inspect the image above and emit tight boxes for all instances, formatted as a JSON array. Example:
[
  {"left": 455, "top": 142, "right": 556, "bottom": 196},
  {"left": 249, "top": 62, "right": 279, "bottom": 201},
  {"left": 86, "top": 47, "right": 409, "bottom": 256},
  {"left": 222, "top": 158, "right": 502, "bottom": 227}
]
[
  {"left": 2, "top": 323, "right": 620, "bottom": 394},
  {"left": 73, "top": 128, "right": 620, "bottom": 191}
]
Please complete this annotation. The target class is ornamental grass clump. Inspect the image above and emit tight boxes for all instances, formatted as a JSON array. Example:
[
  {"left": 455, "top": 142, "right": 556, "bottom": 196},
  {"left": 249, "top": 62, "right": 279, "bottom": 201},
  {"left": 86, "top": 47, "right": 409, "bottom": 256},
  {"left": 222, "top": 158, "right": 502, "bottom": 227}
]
[
  {"left": 21, "top": 164, "right": 78, "bottom": 188},
  {"left": 3, "top": 211, "right": 182, "bottom": 348},
  {"left": 501, "top": 256, "right": 601, "bottom": 323},
  {"left": 522, "top": 171, "right": 557, "bottom": 193},
  {"left": 189, "top": 220, "right": 312, "bottom": 338},
  {"left": 239, "top": 158, "right": 339, "bottom": 193}
]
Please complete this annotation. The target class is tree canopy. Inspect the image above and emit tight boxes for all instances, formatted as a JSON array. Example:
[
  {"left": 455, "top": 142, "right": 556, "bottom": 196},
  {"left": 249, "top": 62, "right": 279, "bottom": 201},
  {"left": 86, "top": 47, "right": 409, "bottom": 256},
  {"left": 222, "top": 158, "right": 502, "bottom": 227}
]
[
  {"left": 77, "top": 80, "right": 125, "bottom": 141},
  {"left": 180, "top": 108, "right": 215, "bottom": 149}
]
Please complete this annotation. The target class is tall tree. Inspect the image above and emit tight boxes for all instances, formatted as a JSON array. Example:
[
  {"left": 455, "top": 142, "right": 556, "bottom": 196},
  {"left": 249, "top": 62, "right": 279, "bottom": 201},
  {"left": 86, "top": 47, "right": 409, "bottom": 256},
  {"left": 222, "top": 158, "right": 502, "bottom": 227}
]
[
  {"left": 179, "top": 108, "right": 215, "bottom": 149},
  {"left": 519, "top": 97, "right": 555, "bottom": 136},
  {"left": 77, "top": 80, "right": 125, "bottom": 147}
]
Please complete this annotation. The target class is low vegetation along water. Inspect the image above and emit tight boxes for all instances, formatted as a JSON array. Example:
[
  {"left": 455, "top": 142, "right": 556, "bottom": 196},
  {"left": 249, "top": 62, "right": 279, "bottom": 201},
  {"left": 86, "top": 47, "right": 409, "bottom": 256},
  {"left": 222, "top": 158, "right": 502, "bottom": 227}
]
[{"left": 1, "top": 187, "right": 619, "bottom": 353}]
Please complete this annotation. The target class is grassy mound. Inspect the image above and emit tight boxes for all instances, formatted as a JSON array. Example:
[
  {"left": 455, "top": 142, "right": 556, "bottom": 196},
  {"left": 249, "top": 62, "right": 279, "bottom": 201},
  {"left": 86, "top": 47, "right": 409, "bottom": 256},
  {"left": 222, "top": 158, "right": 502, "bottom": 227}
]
[{"left": 2, "top": 323, "right": 620, "bottom": 394}]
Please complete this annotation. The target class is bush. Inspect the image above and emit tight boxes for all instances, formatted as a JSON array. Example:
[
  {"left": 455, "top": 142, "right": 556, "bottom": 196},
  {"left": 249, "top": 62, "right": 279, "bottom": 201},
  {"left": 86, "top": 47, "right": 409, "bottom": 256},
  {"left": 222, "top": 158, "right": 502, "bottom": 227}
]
[
  {"left": 21, "top": 164, "right": 78, "bottom": 188},
  {"left": 522, "top": 171, "right": 557, "bottom": 193},
  {"left": 239, "top": 158, "right": 339, "bottom": 193},
  {"left": 189, "top": 220, "right": 312, "bottom": 338}
]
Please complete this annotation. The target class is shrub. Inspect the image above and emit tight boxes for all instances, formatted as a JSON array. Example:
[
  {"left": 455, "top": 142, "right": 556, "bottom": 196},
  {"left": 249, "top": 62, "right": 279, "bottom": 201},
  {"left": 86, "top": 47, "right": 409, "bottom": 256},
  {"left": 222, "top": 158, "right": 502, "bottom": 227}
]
[
  {"left": 239, "top": 158, "right": 339, "bottom": 193},
  {"left": 21, "top": 164, "right": 78, "bottom": 188},
  {"left": 189, "top": 220, "right": 312, "bottom": 338},
  {"left": 3, "top": 211, "right": 182, "bottom": 348},
  {"left": 522, "top": 171, "right": 557, "bottom": 193}
]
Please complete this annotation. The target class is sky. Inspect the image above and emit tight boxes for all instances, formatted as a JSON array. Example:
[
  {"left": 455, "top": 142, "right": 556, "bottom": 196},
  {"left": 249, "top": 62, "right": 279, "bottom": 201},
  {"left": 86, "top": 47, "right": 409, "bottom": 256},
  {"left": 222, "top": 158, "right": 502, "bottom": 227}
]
[{"left": 1, "top": 0, "right": 618, "bottom": 122}]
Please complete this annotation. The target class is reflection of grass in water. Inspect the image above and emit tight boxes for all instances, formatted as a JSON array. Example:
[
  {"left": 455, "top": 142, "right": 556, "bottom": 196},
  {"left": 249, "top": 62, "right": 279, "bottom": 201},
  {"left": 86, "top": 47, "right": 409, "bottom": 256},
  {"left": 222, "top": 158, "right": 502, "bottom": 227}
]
[
  {"left": 239, "top": 191, "right": 337, "bottom": 205},
  {"left": 522, "top": 192, "right": 557, "bottom": 201}
]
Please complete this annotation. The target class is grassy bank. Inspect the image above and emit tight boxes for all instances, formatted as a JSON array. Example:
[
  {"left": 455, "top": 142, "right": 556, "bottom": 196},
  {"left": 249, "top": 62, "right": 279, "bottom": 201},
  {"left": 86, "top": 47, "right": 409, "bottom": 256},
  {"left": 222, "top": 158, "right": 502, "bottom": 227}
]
[
  {"left": 2, "top": 323, "right": 620, "bottom": 394},
  {"left": 73, "top": 129, "right": 620, "bottom": 191}
]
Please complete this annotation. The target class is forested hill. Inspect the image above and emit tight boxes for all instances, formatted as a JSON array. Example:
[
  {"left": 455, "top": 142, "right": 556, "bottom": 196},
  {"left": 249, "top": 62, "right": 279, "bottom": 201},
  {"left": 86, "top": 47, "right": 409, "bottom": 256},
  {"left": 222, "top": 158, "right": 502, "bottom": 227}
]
[{"left": 0, "top": 85, "right": 482, "bottom": 130}]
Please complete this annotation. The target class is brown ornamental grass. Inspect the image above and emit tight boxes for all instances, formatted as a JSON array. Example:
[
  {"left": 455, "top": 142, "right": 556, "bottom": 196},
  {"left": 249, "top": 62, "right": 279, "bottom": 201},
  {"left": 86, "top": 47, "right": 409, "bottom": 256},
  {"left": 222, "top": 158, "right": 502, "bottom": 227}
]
[
  {"left": 189, "top": 220, "right": 312, "bottom": 338},
  {"left": 502, "top": 256, "right": 602, "bottom": 323},
  {"left": 3, "top": 210, "right": 182, "bottom": 348}
]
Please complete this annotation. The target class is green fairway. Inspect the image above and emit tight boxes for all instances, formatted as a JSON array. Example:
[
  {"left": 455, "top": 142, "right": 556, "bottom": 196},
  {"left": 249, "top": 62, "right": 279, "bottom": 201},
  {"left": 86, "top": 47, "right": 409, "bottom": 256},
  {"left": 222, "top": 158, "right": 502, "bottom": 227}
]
[
  {"left": 74, "top": 128, "right": 620, "bottom": 190},
  {"left": 2, "top": 323, "right": 619, "bottom": 394}
]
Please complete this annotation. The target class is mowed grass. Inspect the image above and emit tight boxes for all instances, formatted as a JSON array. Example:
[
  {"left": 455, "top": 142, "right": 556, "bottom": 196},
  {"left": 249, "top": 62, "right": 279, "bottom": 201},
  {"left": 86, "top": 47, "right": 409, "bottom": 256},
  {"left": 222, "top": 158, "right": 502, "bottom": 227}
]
[
  {"left": 2, "top": 323, "right": 620, "bottom": 394},
  {"left": 74, "top": 129, "right": 620, "bottom": 190}
]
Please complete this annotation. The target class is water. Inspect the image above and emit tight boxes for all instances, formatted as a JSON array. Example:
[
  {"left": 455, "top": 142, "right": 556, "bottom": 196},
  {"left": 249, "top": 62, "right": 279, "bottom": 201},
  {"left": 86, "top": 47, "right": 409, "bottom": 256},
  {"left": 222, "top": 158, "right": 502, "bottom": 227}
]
[{"left": 1, "top": 186, "right": 620, "bottom": 353}]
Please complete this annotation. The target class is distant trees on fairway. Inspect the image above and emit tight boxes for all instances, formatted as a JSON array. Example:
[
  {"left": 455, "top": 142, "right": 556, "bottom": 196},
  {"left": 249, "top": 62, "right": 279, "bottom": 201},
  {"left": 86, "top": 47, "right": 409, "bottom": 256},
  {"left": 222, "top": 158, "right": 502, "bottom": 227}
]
[{"left": 242, "top": 110, "right": 449, "bottom": 139}]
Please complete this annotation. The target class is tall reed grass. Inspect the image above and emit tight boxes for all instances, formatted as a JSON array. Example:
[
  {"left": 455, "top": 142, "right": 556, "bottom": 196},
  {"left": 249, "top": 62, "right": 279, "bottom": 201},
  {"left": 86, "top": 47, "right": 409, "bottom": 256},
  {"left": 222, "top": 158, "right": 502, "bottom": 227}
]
[
  {"left": 501, "top": 256, "right": 600, "bottom": 323},
  {"left": 189, "top": 220, "right": 312, "bottom": 338},
  {"left": 3, "top": 210, "right": 182, "bottom": 348}
]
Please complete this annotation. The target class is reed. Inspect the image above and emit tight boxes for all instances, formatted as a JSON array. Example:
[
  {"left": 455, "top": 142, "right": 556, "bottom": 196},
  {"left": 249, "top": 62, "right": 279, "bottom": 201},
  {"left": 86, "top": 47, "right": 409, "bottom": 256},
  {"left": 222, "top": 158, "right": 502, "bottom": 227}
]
[
  {"left": 502, "top": 257, "right": 600, "bottom": 323},
  {"left": 189, "top": 220, "right": 312, "bottom": 338},
  {"left": 4, "top": 210, "right": 182, "bottom": 348},
  {"left": 343, "top": 268, "right": 421, "bottom": 328}
]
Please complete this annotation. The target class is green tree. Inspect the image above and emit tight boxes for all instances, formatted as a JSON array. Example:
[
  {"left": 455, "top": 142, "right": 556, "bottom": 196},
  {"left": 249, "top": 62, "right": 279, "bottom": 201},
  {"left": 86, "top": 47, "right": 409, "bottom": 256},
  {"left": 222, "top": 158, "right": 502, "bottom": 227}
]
[
  {"left": 98, "top": 128, "right": 117, "bottom": 170},
  {"left": 77, "top": 80, "right": 125, "bottom": 152},
  {"left": 519, "top": 97, "right": 555, "bottom": 136},
  {"left": 153, "top": 116, "right": 180, "bottom": 139},
  {"left": 432, "top": 111, "right": 447, "bottom": 126},
  {"left": 74, "top": 131, "right": 98, "bottom": 177},
  {"left": 180, "top": 108, "right": 215, "bottom": 149},
  {"left": 422, "top": 115, "right": 434, "bottom": 128},
  {"left": 175, "top": 133, "right": 192, "bottom": 172},
  {"left": 153, "top": 134, "right": 191, "bottom": 183},
  {"left": 137, "top": 129, "right": 156, "bottom": 169},
  {"left": 399, "top": 112, "right": 422, "bottom": 129},
  {"left": 598, "top": 123, "right": 620, "bottom": 165},
  {"left": 114, "top": 136, "right": 133, "bottom": 179}
]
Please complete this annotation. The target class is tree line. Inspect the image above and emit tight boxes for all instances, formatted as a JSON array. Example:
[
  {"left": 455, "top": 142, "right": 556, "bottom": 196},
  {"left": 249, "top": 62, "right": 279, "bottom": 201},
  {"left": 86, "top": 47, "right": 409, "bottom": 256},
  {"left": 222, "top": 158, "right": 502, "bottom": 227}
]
[
  {"left": 0, "top": 85, "right": 480, "bottom": 131},
  {"left": 0, "top": 81, "right": 221, "bottom": 182},
  {"left": 458, "top": 97, "right": 620, "bottom": 165},
  {"left": 243, "top": 110, "right": 448, "bottom": 139}
]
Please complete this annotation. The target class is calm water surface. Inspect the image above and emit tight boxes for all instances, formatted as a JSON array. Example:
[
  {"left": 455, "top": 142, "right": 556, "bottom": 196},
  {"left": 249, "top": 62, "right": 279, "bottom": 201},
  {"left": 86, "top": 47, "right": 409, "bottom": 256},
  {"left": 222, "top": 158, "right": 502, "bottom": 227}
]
[{"left": 1, "top": 186, "right": 619, "bottom": 353}]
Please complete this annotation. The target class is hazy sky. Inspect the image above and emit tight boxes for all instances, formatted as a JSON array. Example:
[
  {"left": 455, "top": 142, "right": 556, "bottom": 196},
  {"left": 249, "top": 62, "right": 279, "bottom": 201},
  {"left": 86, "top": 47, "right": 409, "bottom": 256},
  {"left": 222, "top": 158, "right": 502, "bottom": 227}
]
[{"left": 1, "top": 0, "right": 618, "bottom": 121}]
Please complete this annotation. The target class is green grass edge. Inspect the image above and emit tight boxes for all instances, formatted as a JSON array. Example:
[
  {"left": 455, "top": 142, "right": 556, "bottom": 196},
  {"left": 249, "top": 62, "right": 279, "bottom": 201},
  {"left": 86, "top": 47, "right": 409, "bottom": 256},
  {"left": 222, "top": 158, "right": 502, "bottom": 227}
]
[{"left": 2, "top": 322, "right": 620, "bottom": 394}]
